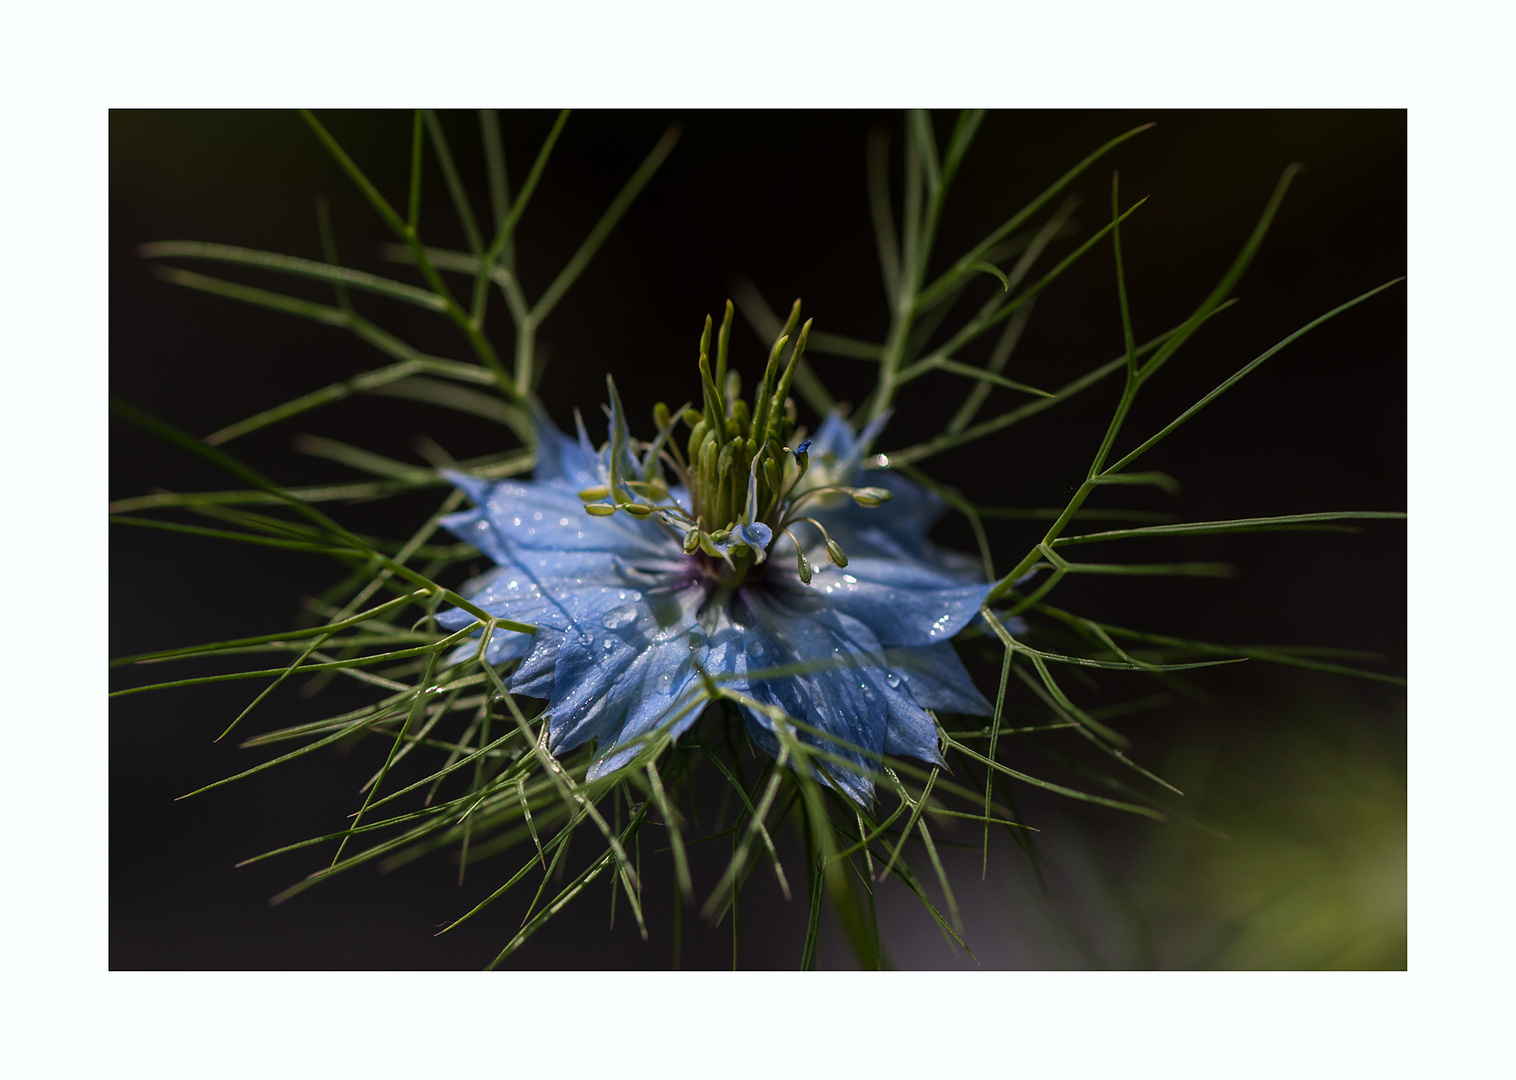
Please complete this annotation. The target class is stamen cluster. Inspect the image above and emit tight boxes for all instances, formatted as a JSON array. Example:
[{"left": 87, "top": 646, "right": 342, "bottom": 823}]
[{"left": 576, "top": 301, "right": 893, "bottom": 584}]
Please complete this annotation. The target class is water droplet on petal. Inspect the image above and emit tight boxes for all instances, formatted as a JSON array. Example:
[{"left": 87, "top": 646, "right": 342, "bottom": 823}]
[
  {"left": 885, "top": 671, "right": 901, "bottom": 688},
  {"left": 655, "top": 671, "right": 673, "bottom": 694}
]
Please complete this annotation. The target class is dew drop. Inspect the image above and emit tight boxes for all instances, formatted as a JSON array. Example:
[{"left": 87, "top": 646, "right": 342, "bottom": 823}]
[
  {"left": 885, "top": 671, "right": 902, "bottom": 688},
  {"left": 600, "top": 604, "right": 638, "bottom": 630},
  {"left": 652, "top": 621, "right": 683, "bottom": 643},
  {"left": 842, "top": 574, "right": 858, "bottom": 584},
  {"left": 747, "top": 639, "right": 766, "bottom": 659},
  {"left": 655, "top": 671, "right": 673, "bottom": 694}
]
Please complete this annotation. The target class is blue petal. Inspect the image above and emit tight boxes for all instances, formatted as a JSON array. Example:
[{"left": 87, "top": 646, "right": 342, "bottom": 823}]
[
  {"left": 436, "top": 503, "right": 514, "bottom": 566},
  {"left": 509, "top": 630, "right": 564, "bottom": 698},
  {"left": 771, "top": 556, "right": 991, "bottom": 647},
  {"left": 816, "top": 468, "right": 950, "bottom": 562},
  {"left": 806, "top": 411, "right": 857, "bottom": 464},
  {"left": 441, "top": 469, "right": 493, "bottom": 508},
  {"left": 528, "top": 404, "right": 599, "bottom": 487},
  {"left": 712, "top": 520, "right": 773, "bottom": 563},
  {"left": 727, "top": 588, "right": 896, "bottom": 806},
  {"left": 883, "top": 643, "right": 993, "bottom": 716},
  {"left": 599, "top": 378, "right": 642, "bottom": 486},
  {"left": 806, "top": 409, "right": 890, "bottom": 476},
  {"left": 880, "top": 683, "right": 946, "bottom": 765},
  {"left": 441, "top": 479, "right": 677, "bottom": 561},
  {"left": 543, "top": 581, "right": 710, "bottom": 770}
]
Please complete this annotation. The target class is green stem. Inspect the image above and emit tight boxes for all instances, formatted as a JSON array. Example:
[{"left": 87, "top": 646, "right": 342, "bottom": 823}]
[{"left": 299, "top": 109, "right": 516, "bottom": 399}]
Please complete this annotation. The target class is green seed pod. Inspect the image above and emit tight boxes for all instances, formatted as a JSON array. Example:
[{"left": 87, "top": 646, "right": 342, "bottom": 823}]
[
  {"left": 796, "top": 547, "right": 813, "bottom": 584},
  {"left": 825, "top": 539, "right": 849, "bottom": 568},
  {"left": 762, "top": 456, "right": 781, "bottom": 496},
  {"left": 850, "top": 486, "right": 893, "bottom": 506},
  {"left": 711, "top": 528, "right": 731, "bottom": 544},
  {"left": 683, "top": 528, "right": 702, "bottom": 554},
  {"left": 584, "top": 503, "right": 619, "bottom": 517},
  {"left": 699, "top": 438, "right": 717, "bottom": 488},
  {"left": 622, "top": 502, "right": 654, "bottom": 517},
  {"left": 577, "top": 485, "right": 609, "bottom": 501},
  {"left": 653, "top": 401, "right": 671, "bottom": 431},
  {"left": 687, "top": 420, "right": 709, "bottom": 461}
]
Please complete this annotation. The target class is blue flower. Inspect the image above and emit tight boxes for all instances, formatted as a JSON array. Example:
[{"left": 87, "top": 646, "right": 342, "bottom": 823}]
[{"left": 437, "top": 376, "right": 996, "bottom": 805}]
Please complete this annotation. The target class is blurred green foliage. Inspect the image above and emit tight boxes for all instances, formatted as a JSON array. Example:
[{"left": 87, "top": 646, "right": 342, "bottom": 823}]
[{"left": 1145, "top": 694, "right": 1407, "bottom": 969}]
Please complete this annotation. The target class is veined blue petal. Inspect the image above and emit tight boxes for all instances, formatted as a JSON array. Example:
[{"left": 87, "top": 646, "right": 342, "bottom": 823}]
[
  {"left": 441, "top": 479, "right": 675, "bottom": 561},
  {"left": 773, "top": 556, "right": 991, "bottom": 647},
  {"left": 545, "top": 581, "right": 708, "bottom": 761},
  {"left": 883, "top": 643, "right": 993, "bottom": 717},
  {"left": 509, "top": 629, "right": 564, "bottom": 698},
  {"left": 880, "top": 681, "right": 946, "bottom": 765},
  {"left": 530, "top": 403, "right": 599, "bottom": 486},
  {"left": 600, "top": 377, "right": 642, "bottom": 486},
  {"left": 728, "top": 588, "right": 894, "bottom": 806}
]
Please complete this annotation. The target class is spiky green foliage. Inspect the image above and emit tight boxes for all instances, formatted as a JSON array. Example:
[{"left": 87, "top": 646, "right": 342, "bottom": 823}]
[{"left": 111, "top": 110, "right": 1403, "bottom": 969}]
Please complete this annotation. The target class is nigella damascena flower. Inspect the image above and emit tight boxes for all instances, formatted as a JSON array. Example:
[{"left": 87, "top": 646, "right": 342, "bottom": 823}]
[{"left": 436, "top": 317, "right": 995, "bottom": 804}]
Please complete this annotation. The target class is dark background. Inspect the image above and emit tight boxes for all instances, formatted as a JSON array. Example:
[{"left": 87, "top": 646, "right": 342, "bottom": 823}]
[{"left": 110, "top": 110, "right": 1406, "bottom": 969}]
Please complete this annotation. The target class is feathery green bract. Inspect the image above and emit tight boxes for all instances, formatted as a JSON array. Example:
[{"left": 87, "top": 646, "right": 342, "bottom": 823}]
[{"left": 114, "top": 110, "right": 1403, "bottom": 970}]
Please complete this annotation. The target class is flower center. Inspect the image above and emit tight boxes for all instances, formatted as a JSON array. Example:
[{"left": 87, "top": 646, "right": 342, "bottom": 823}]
[{"left": 577, "top": 303, "right": 892, "bottom": 585}]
